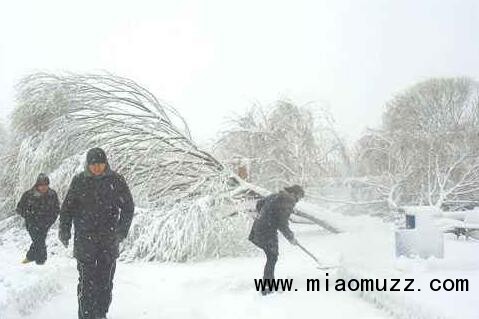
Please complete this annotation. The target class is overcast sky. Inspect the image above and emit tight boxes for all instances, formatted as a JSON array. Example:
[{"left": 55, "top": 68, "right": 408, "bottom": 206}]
[{"left": 1, "top": 0, "right": 478, "bottom": 144}]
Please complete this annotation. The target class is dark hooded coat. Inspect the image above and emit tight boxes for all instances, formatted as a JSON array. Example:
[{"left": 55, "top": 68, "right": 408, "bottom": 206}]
[
  {"left": 248, "top": 190, "right": 297, "bottom": 254},
  {"left": 16, "top": 185, "right": 59, "bottom": 230},
  {"left": 59, "top": 148, "right": 134, "bottom": 262},
  {"left": 16, "top": 175, "right": 59, "bottom": 264}
]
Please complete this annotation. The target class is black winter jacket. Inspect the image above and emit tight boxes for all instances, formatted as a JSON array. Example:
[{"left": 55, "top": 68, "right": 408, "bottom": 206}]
[
  {"left": 248, "top": 190, "right": 297, "bottom": 253},
  {"left": 16, "top": 188, "right": 60, "bottom": 230},
  {"left": 59, "top": 167, "right": 134, "bottom": 262}
]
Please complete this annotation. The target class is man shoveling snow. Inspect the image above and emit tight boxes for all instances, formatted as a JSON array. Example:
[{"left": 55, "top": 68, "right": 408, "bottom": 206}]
[{"left": 248, "top": 185, "right": 305, "bottom": 295}]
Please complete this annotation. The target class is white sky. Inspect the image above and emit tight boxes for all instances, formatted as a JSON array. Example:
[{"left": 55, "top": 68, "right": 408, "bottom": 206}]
[{"left": 1, "top": 0, "right": 478, "bottom": 144}]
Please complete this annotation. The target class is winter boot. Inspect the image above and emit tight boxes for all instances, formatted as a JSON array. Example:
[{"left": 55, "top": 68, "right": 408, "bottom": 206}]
[{"left": 261, "top": 288, "right": 274, "bottom": 296}]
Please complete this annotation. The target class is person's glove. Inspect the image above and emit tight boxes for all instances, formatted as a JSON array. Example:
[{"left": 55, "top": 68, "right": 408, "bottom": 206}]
[
  {"left": 59, "top": 232, "right": 70, "bottom": 248},
  {"left": 289, "top": 237, "right": 299, "bottom": 245}
]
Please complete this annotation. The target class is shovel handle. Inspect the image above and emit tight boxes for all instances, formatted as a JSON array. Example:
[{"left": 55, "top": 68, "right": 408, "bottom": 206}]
[{"left": 296, "top": 242, "right": 320, "bottom": 263}]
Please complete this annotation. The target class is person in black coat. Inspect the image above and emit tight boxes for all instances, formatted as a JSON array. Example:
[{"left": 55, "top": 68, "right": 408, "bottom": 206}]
[
  {"left": 59, "top": 147, "right": 134, "bottom": 319},
  {"left": 17, "top": 173, "right": 60, "bottom": 265},
  {"left": 249, "top": 185, "right": 305, "bottom": 294}
]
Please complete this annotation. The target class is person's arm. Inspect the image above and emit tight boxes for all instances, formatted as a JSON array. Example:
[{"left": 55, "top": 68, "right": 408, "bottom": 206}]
[
  {"left": 59, "top": 177, "right": 78, "bottom": 244},
  {"left": 16, "top": 191, "right": 30, "bottom": 218},
  {"left": 277, "top": 199, "right": 296, "bottom": 243},
  {"left": 256, "top": 197, "right": 266, "bottom": 213},
  {"left": 116, "top": 175, "right": 134, "bottom": 241},
  {"left": 48, "top": 191, "right": 60, "bottom": 227}
]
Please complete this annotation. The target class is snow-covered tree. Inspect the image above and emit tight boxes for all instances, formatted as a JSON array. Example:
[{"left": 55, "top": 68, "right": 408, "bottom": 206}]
[
  {"left": 0, "top": 122, "right": 6, "bottom": 152},
  {"left": 0, "top": 73, "right": 331, "bottom": 261},
  {"left": 0, "top": 73, "right": 256, "bottom": 260},
  {"left": 355, "top": 77, "right": 479, "bottom": 210},
  {"left": 214, "top": 100, "right": 348, "bottom": 190},
  {"left": 0, "top": 121, "right": 16, "bottom": 214}
]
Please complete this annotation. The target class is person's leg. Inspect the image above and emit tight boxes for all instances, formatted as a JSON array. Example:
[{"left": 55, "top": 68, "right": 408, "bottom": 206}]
[
  {"left": 263, "top": 242, "right": 278, "bottom": 280},
  {"left": 94, "top": 256, "right": 117, "bottom": 318},
  {"left": 77, "top": 260, "right": 97, "bottom": 319},
  {"left": 263, "top": 249, "right": 278, "bottom": 280},
  {"left": 261, "top": 243, "right": 278, "bottom": 295},
  {"left": 26, "top": 225, "right": 40, "bottom": 262},
  {"left": 35, "top": 229, "right": 48, "bottom": 265},
  {"left": 25, "top": 240, "right": 36, "bottom": 262}
]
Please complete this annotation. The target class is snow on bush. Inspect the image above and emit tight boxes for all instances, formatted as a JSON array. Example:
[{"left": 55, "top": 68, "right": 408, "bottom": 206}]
[
  {"left": 121, "top": 172, "right": 255, "bottom": 262},
  {"left": 0, "top": 216, "right": 66, "bottom": 318},
  {"left": 1, "top": 269, "right": 63, "bottom": 318}
]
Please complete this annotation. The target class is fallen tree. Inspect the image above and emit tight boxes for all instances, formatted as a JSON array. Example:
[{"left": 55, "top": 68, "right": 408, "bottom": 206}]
[{"left": 1, "top": 72, "right": 338, "bottom": 261}]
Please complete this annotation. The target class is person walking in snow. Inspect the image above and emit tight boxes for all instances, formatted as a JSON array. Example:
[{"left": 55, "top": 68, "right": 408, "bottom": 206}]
[
  {"left": 248, "top": 185, "right": 305, "bottom": 295},
  {"left": 16, "top": 173, "right": 60, "bottom": 265},
  {"left": 59, "top": 147, "right": 134, "bottom": 319}
]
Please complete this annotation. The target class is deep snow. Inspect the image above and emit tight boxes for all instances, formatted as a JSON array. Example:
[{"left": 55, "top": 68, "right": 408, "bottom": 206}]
[
  {"left": 297, "top": 201, "right": 479, "bottom": 319},
  {"left": 1, "top": 200, "right": 478, "bottom": 319},
  {"left": 0, "top": 232, "right": 388, "bottom": 319}
]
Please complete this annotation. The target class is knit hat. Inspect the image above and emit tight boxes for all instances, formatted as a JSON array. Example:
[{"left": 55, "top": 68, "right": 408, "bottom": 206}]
[
  {"left": 86, "top": 147, "right": 108, "bottom": 165},
  {"left": 35, "top": 173, "right": 50, "bottom": 186},
  {"left": 284, "top": 184, "right": 305, "bottom": 198}
]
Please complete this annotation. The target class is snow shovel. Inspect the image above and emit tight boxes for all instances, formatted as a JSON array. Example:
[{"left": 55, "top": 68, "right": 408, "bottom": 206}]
[{"left": 296, "top": 242, "right": 337, "bottom": 270}]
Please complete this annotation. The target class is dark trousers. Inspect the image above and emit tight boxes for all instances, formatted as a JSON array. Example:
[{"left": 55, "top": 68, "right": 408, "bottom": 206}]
[
  {"left": 263, "top": 247, "right": 278, "bottom": 280},
  {"left": 77, "top": 257, "right": 116, "bottom": 319},
  {"left": 26, "top": 225, "right": 48, "bottom": 264},
  {"left": 261, "top": 245, "right": 278, "bottom": 295}
]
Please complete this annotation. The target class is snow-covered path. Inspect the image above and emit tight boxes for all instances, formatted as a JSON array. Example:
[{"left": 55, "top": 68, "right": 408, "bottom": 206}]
[
  {"left": 3, "top": 200, "right": 478, "bottom": 319},
  {"left": 2, "top": 235, "right": 390, "bottom": 319}
]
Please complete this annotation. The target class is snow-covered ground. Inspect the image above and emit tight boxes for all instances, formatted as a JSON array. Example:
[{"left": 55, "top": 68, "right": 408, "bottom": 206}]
[
  {"left": 297, "top": 201, "right": 479, "bottom": 319},
  {"left": 1, "top": 201, "right": 478, "bottom": 319},
  {"left": 0, "top": 227, "right": 388, "bottom": 319}
]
